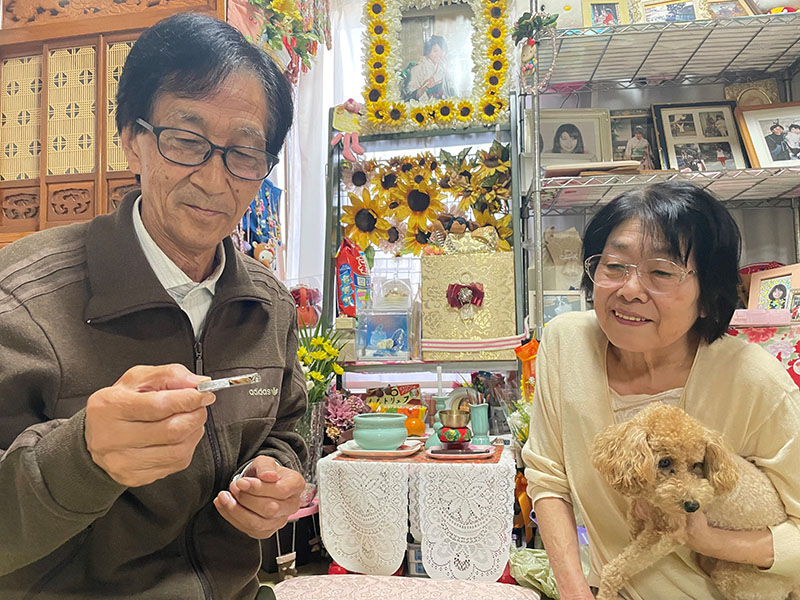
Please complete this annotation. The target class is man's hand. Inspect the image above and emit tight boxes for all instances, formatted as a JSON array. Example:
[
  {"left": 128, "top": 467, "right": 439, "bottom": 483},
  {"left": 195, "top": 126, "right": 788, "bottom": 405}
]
[
  {"left": 213, "top": 456, "right": 306, "bottom": 539},
  {"left": 85, "top": 364, "right": 214, "bottom": 487}
]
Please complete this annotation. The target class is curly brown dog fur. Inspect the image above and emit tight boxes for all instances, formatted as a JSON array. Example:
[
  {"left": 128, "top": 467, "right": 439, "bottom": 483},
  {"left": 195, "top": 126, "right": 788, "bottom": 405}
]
[{"left": 591, "top": 403, "right": 798, "bottom": 600}]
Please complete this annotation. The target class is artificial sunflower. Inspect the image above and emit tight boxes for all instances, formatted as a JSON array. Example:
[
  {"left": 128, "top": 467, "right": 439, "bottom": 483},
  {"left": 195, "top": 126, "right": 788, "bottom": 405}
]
[
  {"left": 367, "top": 100, "right": 389, "bottom": 126},
  {"left": 386, "top": 103, "right": 406, "bottom": 125},
  {"left": 341, "top": 160, "right": 374, "bottom": 192},
  {"left": 369, "top": 18, "right": 388, "bottom": 37},
  {"left": 475, "top": 210, "right": 513, "bottom": 251},
  {"left": 415, "top": 152, "right": 440, "bottom": 177},
  {"left": 378, "top": 219, "right": 407, "bottom": 255},
  {"left": 455, "top": 101, "right": 473, "bottom": 122},
  {"left": 493, "top": 97, "right": 507, "bottom": 113},
  {"left": 487, "top": 23, "right": 507, "bottom": 42},
  {"left": 401, "top": 166, "right": 429, "bottom": 187},
  {"left": 394, "top": 178, "right": 444, "bottom": 230},
  {"left": 479, "top": 98, "right": 500, "bottom": 122},
  {"left": 404, "top": 226, "right": 431, "bottom": 256},
  {"left": 475, "top": 145, "right": 511, "bottom": 179},
  {"left": 370, "top": 57, "right": 385, "bottom": 71},
  {"left": 435, "top": 99, "right": 456, "bottom": 123},
  {"left": 373, "top": 165, "right": 401, "bottom": 204},
  {"left": 365, "top": 85, "right": 383, "bottom": 104},
  {"left": 410, "top": 107, "right": 429, "bottom": 127},
  {"left": 341, "top": 188, "right": 390, "bottom": 250},
  {"left": 369, "top": 37, "right": 390, "bottom": 60},
  {"left": 369, "top": 68, "right": 388, "bottom": 89},
  {"left": 489, "top": 55, "right": 507, "bottom": 74},
  {"left": 484, "top": 3, "right": 504, "bottom": 21},
  {"left": 367, "top": 0, "right": 385, "bottom": 17},
  {"left": 487, "top": 43, "right": 505, "bottom": 60},
  {"left": 485, "top": 70, "right": 505, "bottom": 90},
  {"left": 387, "top": 156, "right": 416, "bottom": 174}
]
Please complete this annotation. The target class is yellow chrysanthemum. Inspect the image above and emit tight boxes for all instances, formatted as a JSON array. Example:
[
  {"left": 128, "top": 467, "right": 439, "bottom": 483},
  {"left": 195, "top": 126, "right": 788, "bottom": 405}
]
[
  {"left": 369, "top": 68, "right": 388, "bottom": 89},
  {"left": 455, "top": 101, "right": 473, "bottom": 122},
  {"left": 297, "top": 346, "right": 308, "bottom": 359},
  {"left": 311, "top": 336, "right": 325, "bottom": 345},
  {"left": 367, "top": 0, "right": 385, "bottom": 17},
  {"left": 478, "top": 97, "right": 501, "bottom": 122},
  {"left": 333, "top": 363, "right": 344, "bottom": 375},
  {"left": 475, "top": 148, "right": 510, "bottom": 179},
  {"left": 394, "top": 178, "right": 444, "bottom": 230},
  {"left": 372, "top": 165, "right": 401, "bottom": 205},
  {"left": 487, "top": 23, "right": 507, "bottom": 43},
  {"left": 369, "top": 17, "right": 389, "bottom": 37},
  {"left": 310, "top": 371, "right": 325, "bottom": 381},
  {"left": 435, "top": 99, "right": 456, "bottom": 123},
  {"left": 310, "top": 350, "right": 328, "bottom": 361},
  {"left": 386, "top": 103, "right": 406, "bottom": 125},
  {"left": 404, "top": 226, "right": 431, "bottom": 256},
  {"left": 368, "top": 100, "right": 390, "bottom": 125},
  {"left": 341, "top": 188, "right": 390, "bottom": 250},
  {"left": 475, "top": 210, "right": 513, "bottom": 251}
]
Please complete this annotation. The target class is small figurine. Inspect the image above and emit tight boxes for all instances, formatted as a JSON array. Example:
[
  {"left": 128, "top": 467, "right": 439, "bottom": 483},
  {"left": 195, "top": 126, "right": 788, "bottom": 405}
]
[
  {"left": 252, "top": 241, "right": 276, "bottom": 270},
  {"left": 289, "top": 285, "right": 321, "bottom": 328},
  {"left": 331, "top": 99, "right": 365, "bottom": 162},
  {"left": 520, "top": 39, "right": 537, "bottom": 93}
]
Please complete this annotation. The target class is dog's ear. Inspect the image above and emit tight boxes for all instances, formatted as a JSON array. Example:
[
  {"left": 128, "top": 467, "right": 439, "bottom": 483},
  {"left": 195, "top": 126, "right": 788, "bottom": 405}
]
[
  {"left": 703, "top": 432, "right": 738, "bottom": 495},
  {"left": 592, "top": 420, "right": 655, "bottom": 497}
]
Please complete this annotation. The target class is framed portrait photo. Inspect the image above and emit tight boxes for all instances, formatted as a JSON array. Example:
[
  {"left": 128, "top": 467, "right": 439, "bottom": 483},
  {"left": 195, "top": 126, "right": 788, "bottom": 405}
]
[
  {"left": 790, "top": 289, "right": 800, "bottom": 322},
  {"left": 747, "top": 263, "right": 800, "bottom": 310},
  {"left": 582, "top": 0, "right": 632, "bottom": 26},
  {"left": 706, "top": 0, "right": 756, "bottom": 17},
  {"left": 632, "top": 0, "right": 711, "bottom": 21},
  {"left": 652, "top": 101, "right": 748, "bottom": 171},
  {"left": 530, "top": 290, "right": 588, "bottom": 325},
  {"left": 734, "top": 101, "right": 800, "bottom": 168},
  {"left": 530, "top": 108, "right": 613, "bottom": 167},
  {"left": 361, "top": 0, "right": 511, "bottom": 134},
  {"left": 610, "top": 108, "right": 661, "bottom": 170}
]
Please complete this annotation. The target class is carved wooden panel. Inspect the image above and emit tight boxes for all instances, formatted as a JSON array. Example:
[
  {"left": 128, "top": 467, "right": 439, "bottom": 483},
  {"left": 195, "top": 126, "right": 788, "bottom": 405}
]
[
  {"left": 47, "top": 181, "right": 95, "bottom": 223},
  {"left": 3, "top": 0, "right": 213, "bottom": 28},
  {"left": 0, "top": 187, "right": 39, "bottom": 231},
  {"left": 108, "top": 179, "right": 140, "bottom": 211}
]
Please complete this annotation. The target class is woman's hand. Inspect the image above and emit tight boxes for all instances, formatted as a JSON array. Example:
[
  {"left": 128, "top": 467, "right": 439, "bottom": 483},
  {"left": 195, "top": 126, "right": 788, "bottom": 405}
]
[{"left": 685, "top": 511, "right": 713, "bottom": 554}]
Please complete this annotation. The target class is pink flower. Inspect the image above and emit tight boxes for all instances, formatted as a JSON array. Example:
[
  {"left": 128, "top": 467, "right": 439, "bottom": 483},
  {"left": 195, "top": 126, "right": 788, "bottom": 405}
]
[{"left": 744, "top": 327, "right": 778, "bottom": 344}]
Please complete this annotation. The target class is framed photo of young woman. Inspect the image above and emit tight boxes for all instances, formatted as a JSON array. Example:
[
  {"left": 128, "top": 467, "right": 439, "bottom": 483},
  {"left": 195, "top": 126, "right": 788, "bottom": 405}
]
[
  {"left": 747, "top": 263, "right": 800, "bottom": 310},
  {"left": 652, "top": 101, "right": 748, "bottom": 171},
  {"left": 530, "top": 108, "right": 613, "bottom": 167},
  {"left": 734, "top": 101, "right": 800, "bottom": 168}
]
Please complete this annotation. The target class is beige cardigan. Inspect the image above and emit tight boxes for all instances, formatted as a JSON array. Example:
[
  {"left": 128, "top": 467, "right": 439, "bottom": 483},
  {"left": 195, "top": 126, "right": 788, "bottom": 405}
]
[{"left": 523, "top": 311, "right": 800, "bottom": 600}]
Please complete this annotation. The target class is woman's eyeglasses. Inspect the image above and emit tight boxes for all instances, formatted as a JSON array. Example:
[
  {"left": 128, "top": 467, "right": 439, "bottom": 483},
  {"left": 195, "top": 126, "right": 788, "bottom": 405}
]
[{"left": 584, "top": 253, "right": 695, "bottom": 294}]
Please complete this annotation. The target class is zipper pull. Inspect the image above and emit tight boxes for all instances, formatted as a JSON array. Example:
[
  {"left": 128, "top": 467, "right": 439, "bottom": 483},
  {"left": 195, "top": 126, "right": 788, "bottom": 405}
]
[{"left": 194, "top": 341, "right": 204, "bottom": 375}]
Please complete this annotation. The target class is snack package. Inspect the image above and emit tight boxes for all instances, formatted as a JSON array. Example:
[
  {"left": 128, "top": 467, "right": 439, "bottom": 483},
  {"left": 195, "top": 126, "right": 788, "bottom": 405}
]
[{"left": 336, "top": 238, "right": 371, "bottom": 317}]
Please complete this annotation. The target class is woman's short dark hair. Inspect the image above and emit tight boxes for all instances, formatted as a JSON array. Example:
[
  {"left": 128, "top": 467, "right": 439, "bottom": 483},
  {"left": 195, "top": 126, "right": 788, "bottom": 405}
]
[
  {"left": 116, "top": 12, "right": 293, "bottom": 156},
  {"left": 424, "top": 35, "right": 447, "bottom": 56},
  {"left": 581, "top": 181, "right": 741, "bottom": 343}
]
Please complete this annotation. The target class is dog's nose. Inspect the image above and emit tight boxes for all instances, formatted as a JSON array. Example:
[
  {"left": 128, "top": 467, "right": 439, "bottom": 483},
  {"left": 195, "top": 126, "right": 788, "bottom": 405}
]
[{"left": 683, "top": 500, "right": 700, "bottom": 513}]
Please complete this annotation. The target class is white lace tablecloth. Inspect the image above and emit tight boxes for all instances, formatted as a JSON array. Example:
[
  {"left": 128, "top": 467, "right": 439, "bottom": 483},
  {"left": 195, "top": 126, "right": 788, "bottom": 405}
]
[{"left": 318, "top": 449, "right": 515, "bottom": 580}]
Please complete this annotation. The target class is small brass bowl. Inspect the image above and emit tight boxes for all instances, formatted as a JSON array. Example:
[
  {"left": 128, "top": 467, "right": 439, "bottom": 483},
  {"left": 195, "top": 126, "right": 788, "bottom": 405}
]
[{"left": 439, "top": 410, "right": 470, "bottom": 428}]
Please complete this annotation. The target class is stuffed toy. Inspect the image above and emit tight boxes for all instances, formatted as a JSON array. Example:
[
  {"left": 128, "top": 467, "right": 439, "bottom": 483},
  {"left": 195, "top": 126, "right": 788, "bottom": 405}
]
[
  {"left": 290, "top": 285, "right": 321, "bottom": 328},
  {"left": 331, "top": 99, "right": 365, "bottom": 162},
  {"left": 252, "top": 241, "right": 276, "bottom": 270}
]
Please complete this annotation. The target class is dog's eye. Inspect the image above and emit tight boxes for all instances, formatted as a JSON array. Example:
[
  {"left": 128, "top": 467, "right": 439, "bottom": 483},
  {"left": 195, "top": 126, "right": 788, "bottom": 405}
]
[{"left": 658, "top": 458, "right": 672, "bottom": 469}]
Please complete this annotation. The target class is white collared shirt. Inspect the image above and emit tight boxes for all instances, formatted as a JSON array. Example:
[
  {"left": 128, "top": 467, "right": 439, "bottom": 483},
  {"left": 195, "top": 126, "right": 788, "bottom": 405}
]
[{"left": 132, "top": 197, "right": 225, "bottom": 339}]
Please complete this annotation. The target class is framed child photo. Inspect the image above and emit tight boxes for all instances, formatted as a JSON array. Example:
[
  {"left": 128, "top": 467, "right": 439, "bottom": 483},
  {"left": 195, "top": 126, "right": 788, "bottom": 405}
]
[
  {"left": 747, "top": 263, "right": 800, "bottom": 310},
  {"left": 734, "top": 101, "right": 800, "bottom": 168},
  {"left": 582, "top": 0, "right": 632, "bottom": 26},
  {"left": 652, "top": 101, "right": 748, "bottom": 171},
  {"left": 631, "top": 0, "right": 711, "bottom": 22}
]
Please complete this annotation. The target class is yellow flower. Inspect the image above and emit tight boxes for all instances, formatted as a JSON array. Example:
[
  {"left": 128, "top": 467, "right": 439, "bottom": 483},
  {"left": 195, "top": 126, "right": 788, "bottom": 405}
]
[
  {"left": 394, "top": 177, "right": 444, "bottom": 230},
  {"left": 455, "top": 101, "right": 473, "bottom": 122},
  {"left": 372, "top": 165, "right": 401, "bottom": 205},
  {"left": 475, "top": 210, "right": 513, "bottom": 251},
  {"left": 479, "top": 97, "right": 500, "bottom": 122},
  {"left": 333, "top": 363, "right": 344, "bottom": 375},
  {"left": 410, "top": 107, "right": 430, "bottom": 127},
  {"left": 404, "top": 226, "right": 431, "bottom": 256},
  {"left": 311, "top": 336, "right": 325, "bottom": 345},
  {"left": 367, "top": 0, "right": 385, "bottom": 17},
  {"left": 302, "top": 354, "right": 313, "bottom": 366},
  {"left": 310, "top": 350, "right": 328, "bottom": 361},
  {"left": 310, "top": 371, "right": 325, "bottom": 381},
  {"left": 365, "top": 84, "right": 384, "bottom": 104},
  {"left": 272, "top": 0, "right": 301, "bottom": 18},
  {"left": 370, "top": 57, "right": 385, "bottom": 71},
  {"left": 297, "top": 346, "right": 308, "bottom": 359},
  {"left": 369, "top": 17, "right": 388, "bottom": 37},
  {"left": 341, "top": 188, "right": 390, "bottom": 250},
  {"left": 484, "top": 3, "right": 504, "bottom": 21},
  {"left": 475, "top": 148, "right": 510, "bottom": 179},
  {"left": 489, "top": 55, "right": 507, "bottom": 76},
  {"left": 369, "top": 68, "right": 388, "bottom": 89},
  {"left": 493, "top": 97, "right": 507, "bottom": 114},
  {"left": 369, "top": 37, "right": 390, "bottom": 62},
  {"left": 386, "top": 103, "right": 406, "bottom": 125},
  {"left": 368, "top": 100, "right": 389, "bottom": 126},
  {"left": 435, "top": 99, "right": 455, "bottom": 123},
  {"left": 487, "top": 23, "right": 507, "bottom": 43},
  {"left": 485, "top": 70, "right": 505, "bottom": 90},
  {"left": 487, "top": 43, "right": 504, "bottom": 60}
]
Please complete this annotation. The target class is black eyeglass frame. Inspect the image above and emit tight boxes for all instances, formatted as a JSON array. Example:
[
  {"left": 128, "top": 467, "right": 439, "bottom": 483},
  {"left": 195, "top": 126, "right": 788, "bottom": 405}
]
[{"left": 135, "top": 118, "right": 279, "bottom": 181}]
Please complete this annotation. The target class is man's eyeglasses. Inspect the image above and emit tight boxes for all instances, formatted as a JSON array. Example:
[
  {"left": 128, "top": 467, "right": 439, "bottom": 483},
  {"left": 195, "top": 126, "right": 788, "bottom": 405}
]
[
  {"left": 584, "top": 253, "right": 696, "bottom": 295},
  {"left": 136, "top": 118, "right": 278, "bottom": 181}
]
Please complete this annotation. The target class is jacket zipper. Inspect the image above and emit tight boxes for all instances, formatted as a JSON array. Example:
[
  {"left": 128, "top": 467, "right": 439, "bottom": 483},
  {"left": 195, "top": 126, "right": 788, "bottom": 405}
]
[{"left": 195, "top": 340, "right": 224, "bottom": 494}]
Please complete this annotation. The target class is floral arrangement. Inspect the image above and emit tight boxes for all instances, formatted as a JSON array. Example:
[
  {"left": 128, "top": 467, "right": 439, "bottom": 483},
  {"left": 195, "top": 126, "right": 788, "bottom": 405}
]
[
  {"left": 324, "top": 389, "right": 369, "bottom": 444},
  {"left": 340, "top": 142, "right": 513, "bottom": 256},
  {"left": 361, "top": 0, "right": 511, "bottom": 133},
  {"left": 297, "top": 320, "right": 345, "bottom": 404}
]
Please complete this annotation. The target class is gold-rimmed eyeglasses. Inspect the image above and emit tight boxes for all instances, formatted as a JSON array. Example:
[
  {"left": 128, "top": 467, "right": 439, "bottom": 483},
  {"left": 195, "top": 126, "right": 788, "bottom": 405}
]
[{"left": 584, "top": 253, "right": 696, "bottom": 294}]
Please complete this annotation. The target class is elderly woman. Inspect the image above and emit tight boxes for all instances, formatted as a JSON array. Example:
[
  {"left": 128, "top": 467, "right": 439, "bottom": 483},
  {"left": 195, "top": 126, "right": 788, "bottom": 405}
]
[{"left": 523, "top": 182, "right": 800, "bottom": 599}]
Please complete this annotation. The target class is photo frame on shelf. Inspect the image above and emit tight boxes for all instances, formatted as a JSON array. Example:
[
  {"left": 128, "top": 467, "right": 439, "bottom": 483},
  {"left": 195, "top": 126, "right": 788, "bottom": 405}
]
[
  {"left": 652, "top": 101, "right": 748, "bottom": 171},
  {"left": 706, "top": 0, "right": 757, "bottom": 17},
  {"left": 529, "top": 108, "right": 614, "bottom": 167},
  {"left": 734, "top": 101, "right": 800, "bottom": 168},
  {"left": 747, "top": 263, "right": 800, "bottom": 310},
  {"left": 724, "top": 78, "right": 781, "bottom": 107},
  {"left": 361, "top": 0, "right": 510, "bottom": 134},
  {"left": 631, "top": 0, "right": 711, "bottom": 22},
  {"left": 581, "top": 0, "right": 632, "bottom": 26},
  {"left": 610, "top": 108, "right": 661, "bottom": 170},
  {"left": 529, "top": 290, "right": 588, "bottom": 325},
  {"left": 790, "top": 289, "right": 800, "bottom": 322}
]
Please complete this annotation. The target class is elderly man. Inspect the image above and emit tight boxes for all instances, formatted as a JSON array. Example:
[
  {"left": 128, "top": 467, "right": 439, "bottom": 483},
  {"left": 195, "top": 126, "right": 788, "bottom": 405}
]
[{"left": 0, "top": 12, "right": 306, "bottom": 599}]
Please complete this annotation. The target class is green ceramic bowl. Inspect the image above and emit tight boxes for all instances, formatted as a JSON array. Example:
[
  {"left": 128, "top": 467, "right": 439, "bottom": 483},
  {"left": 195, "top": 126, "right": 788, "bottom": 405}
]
[{"left": 353, "top": 413, "right": 408, "bottom": 451}]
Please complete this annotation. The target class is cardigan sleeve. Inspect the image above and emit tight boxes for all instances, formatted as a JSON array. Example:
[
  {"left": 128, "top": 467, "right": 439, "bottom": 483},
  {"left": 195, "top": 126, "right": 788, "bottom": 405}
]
[{"left": 522, "top": 328, "right": 573, "bottom": 505}]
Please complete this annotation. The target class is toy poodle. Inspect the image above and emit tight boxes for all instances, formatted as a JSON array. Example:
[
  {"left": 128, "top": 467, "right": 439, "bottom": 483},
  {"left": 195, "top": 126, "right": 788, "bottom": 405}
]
[{"left": 591, "top": 403, "right": 798, "bottom": 600}]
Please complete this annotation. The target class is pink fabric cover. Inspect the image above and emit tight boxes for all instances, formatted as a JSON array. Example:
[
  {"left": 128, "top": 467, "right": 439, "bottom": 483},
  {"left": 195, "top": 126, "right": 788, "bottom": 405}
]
[
  {"left": 729, "top": 326, "right": 800, "bottom": 388},
  {"left": 273, "top": 574, "right": 541, "bottom": 599}
]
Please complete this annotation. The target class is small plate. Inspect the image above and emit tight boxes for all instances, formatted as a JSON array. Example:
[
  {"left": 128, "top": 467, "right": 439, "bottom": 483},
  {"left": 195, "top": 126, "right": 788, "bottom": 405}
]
[
  {"left": 338, "top": 439, "right": 422, "bottom": 458},
  {"left": 425, "top": 446, "right": 495, "bottom": 460}
]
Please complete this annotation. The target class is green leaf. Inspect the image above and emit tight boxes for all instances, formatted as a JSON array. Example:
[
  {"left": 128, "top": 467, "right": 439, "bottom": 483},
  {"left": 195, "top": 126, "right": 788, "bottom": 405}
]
[{"left": 364, "top": 244, "right": 375, "bottom": 270}]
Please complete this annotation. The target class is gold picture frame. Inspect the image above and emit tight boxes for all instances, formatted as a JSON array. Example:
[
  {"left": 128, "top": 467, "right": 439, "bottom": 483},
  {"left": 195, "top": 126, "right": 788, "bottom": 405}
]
[
  {"left": 581, "top": 0, "right": 632, "bottom": 26},
  {"left": 360, "top": 0, "right": 511, "bottom": 134},
  {"left": 734, "top": 101, "right": 800, "bottom": 168},
  {"left": 724, "top": 78, "right": 781, "bottom": 107},
  {"left": 631, "top": 0, "right": 711, "bottom": 22},
  {"left": 706, "top": 0, "right": 757, "bottom": 17}
]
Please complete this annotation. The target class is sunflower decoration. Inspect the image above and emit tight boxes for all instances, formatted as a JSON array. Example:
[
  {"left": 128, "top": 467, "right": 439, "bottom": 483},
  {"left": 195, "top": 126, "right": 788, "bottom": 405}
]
[
  {"left": 342, "top": 188, "right": 390, "bottom": 251},
  {"left": 394, "top": 177, "right": 444, "bottom": 230},
  {"left": 475, "top": 210, "right": 513, "bottom": 251},
  {"left": 455, "top": 101, "right": 473, "bottom": 122},
  {"left": 487, "top": 23, "right": 508, "bottom": 43},
  {"left": 479, "top": 97, "right": 501, "bottom": 123},
  {"left": 475, "top": 140, "right": 511, "bottom": 180},
  {"left": 410, "top": 107, "right": 430, "bottom": 127},
  {"left": 367, "top": 100, "right": 390, "bottom": 126},
  {"left": 387, "top": 156, "right": 417, "bottom": 175},
  {"left": 489, "top": 55, "right": 507, "bottom": 76},
  {"left": 369, "top": 37, "right": 390, "bottom": 61},
  {"left": 415, "top": 152, "right": 441, "bottom": 178},
  {"left": 369, "top": 68, "right": 389, "bottom": 89},
  {"left": 370, "top": 57, "right": 386, "bottom": 71},
  {"left": 386, "top": 103, "right": 406, "bottom": 126},
  {"left": 493, "top": 97, "right": 508, "bottom": 114},
  {"left": 341, "top": 160, "right": 375, "bottom": 192},
  {"left": 369, "top": 18, "right": 389, "bottom": 37},
  {"left": 378, "top": 219, "right": 407, "bottom": 255},
  {"left": 402, "top": 166, "right": 429, "bottom": 188},
  {"left": 484, "top": 3, "right": 505, "bottom": 21},
  {"left": 487, "top": 42, "right": 505, "bottom": 60},
  {"left": 485, "top": 70, "right": 505, "bottom": 90},
  {"left": 373, "top": 165, "right": 401, "bottom": 204},
  {"left": 404, "top": 226, "right": 432, "bottom": 256},
  {"left": 365, "top": 84, "right": 384, "bottom": 104},
  {"left": 367, "top": 0, "right": 385, "bottom": 18},
  {"left": 434, "top": 99, "right": 456, "bottom": 123}
]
